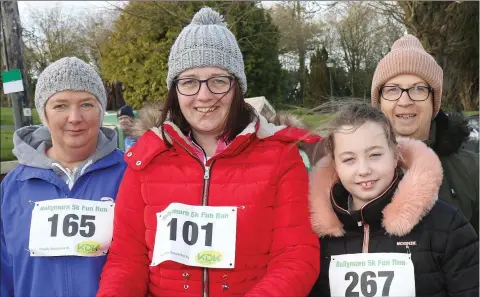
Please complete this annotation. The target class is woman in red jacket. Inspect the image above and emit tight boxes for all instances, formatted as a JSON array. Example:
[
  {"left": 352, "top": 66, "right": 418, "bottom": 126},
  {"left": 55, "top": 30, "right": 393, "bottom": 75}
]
[{"left": 97, "top": 7, "right": 320, "bottom": 297}]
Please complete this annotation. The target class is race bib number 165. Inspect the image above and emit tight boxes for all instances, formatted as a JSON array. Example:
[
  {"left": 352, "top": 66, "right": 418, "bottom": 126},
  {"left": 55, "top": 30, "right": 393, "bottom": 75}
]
[{"left": 29, "top": 198, "right": 115, "bottom": 257}]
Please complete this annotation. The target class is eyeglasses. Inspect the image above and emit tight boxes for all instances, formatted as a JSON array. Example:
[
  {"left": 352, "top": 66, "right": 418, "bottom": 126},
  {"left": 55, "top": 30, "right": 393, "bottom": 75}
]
[
  {"left": 380, "top": 85, "right": 433, "bottom": 102},
  {"left": 174, "top": 76, "right": 235, "bottom": 96}
]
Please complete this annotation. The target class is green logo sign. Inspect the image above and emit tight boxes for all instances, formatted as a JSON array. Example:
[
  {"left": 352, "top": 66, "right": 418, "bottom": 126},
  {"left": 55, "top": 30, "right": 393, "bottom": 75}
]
[
  {"left": 195, "top": 250, "right": 222, "bottom": 266},
  {"left": 75, "top": 240, "right": 100, "bottom": 254}
]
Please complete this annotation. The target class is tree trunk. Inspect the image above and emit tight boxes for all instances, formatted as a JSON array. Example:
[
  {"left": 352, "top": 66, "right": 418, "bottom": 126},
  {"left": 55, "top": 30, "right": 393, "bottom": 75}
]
[{"left": 1, "top": 1, "right": 32, "bottom": 127}]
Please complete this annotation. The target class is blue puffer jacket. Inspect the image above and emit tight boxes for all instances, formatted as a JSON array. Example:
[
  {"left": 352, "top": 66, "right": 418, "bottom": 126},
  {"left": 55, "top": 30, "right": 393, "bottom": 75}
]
[{"left": 0, "top": 126, "right": 126, "bottom": 297}]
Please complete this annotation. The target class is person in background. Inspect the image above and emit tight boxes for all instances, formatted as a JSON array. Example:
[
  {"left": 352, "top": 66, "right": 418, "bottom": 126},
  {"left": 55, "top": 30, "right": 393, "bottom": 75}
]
[
  {"left": 117, "top": 105, "right": 138, "bottom": 151},
  {"left": 97, "top": 7, "right": 320, "bottom": 297},
  {"left": 0, "top": 57, "right": 126, "bottom": 297},
  {"left": 371, "top": 34, "right": 479, "bottom": 233},
  {"left": 309, "top": 103, "right": 478, "bottom": 297}
]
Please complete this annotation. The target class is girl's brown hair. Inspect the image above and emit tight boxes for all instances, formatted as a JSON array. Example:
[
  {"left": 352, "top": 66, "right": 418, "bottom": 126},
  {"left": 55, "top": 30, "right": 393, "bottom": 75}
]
[
  {"left": 325, "top": 103, "right": 398, "bottom": 159},
  {"left": 160, "top": 80, "right": 256, "bottom": 147}
]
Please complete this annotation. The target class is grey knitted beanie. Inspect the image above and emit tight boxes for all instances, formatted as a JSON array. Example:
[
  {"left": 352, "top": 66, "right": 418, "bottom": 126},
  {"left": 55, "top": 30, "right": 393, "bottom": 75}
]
[
  {"left": 35, "top": 56, "right": 107, "bottom": 125},
  {"left": 167, "top": 7, "right": 247, "bottom": 94}
]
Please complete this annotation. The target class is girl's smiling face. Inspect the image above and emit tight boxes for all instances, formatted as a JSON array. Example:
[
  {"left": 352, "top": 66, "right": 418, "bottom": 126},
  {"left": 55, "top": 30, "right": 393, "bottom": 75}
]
[{"left": 333, "top": 121, "right": 398, "bottom": 210}]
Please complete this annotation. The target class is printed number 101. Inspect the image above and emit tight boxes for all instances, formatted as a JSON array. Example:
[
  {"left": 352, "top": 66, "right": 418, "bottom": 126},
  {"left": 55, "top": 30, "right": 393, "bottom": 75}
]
[{"left": 167, "top": 218, "right": 213, "bottom": 246}]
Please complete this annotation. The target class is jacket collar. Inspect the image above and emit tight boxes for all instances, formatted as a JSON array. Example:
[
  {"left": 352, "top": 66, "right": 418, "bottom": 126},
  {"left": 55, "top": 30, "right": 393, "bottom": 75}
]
[
  {"left": 15, "top": 150, "right": 123, "bottom": 192},
  {"left": 425, "top": 119, "right": 437, "bottom": 148},
  {"left": 309, "top": 137, "right": 443, "bottom": 237},
  {"left": 330, "top": 169, "right": 403, "bottom": 231},
  {"left": 13, "top": 125, "right": 118, "bottom": 170},
  {"left": 426, "top": 110, "right": 470, "bottom": 156}
]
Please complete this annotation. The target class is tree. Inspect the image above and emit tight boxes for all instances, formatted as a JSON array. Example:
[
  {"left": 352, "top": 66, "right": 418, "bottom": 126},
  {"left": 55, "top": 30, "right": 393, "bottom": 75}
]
[
  {"left": 399, "top": 1, "right": 479, "bottom": 111},
  {"left": 0, "top": 31, "right": 9, "bottom": 107},
  {"left": 269, "top": 1, "right": 323, "bottom": 105},
  {"left": 20, "top": 4, "right": 119, "bottom": 108},
  {"left": 78, "top": 9, "right": 120, "bottom": 73},
  {"left": 22, "top": 4, "right": 91, "bottom": 76},
  {"left": 224, "top": 2, "right": 285, "bottom": 105},
  {"left": 323, "top": 2, "right": 404, "bottom": 98},
  {"left": 100, "top": 2, "right": 285, "bottom": 109},
  {"left": 306, "top": 47, "right": 329, "bottom": 107}
]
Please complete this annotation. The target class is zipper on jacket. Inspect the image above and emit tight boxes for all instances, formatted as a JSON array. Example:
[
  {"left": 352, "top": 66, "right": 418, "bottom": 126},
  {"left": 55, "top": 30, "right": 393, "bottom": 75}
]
[
  {"left": 202, "top": 164, "right": 212, "bottom": 297},
  {"left": 362, "top": 224, "right": 370, "bottom": 253},
  {"left": 166, "top": 130, "right": 253, "bottom": 297},
  {"left": 202, "top": 166, "right": 211, "bottom": 205},
  {"left": 358, "top": 205, "right": 371, "bottom": 253},
  {"left": 165, "top": 131, "right": 212, "bottom": 297},
  {"left": 200, "top": 136, "right": 252, "bottom": 297},
  {"left": 199, "top": 138, "right": 251, "bottom": 297},
  {"left": 64, "top": 258, "right": 71, "bottom": 297},
  {"left": 355, "top": 172, "right": 401, "bottom": 253}
]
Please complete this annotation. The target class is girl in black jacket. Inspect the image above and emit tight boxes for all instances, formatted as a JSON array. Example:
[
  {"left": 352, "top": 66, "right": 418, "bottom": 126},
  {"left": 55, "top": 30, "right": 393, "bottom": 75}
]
[{"left": 308, "top": 104, "right": 478, "bottom": 297}]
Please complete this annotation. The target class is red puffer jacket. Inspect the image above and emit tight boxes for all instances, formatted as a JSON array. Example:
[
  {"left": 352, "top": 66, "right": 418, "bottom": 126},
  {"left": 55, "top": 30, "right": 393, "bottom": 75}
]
[{"left": 97, "top": 116, "right": 321, "bottom": 297}]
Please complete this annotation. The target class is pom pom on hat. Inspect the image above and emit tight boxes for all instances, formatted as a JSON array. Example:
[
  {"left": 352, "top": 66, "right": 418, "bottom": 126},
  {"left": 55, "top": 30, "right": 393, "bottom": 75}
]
[{"left": 191, "top": 7, "right": 226, "bottom": 26}]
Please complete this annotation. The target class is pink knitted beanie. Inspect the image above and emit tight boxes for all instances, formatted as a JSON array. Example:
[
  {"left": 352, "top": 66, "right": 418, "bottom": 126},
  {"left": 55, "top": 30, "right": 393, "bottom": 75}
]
[{"left": 371, "top": 34, "right": 443, "bottom": 116}]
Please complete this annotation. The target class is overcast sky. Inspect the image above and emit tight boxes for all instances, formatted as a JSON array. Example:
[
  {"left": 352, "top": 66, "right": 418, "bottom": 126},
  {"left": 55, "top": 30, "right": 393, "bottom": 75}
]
[
  {"left": 18, "top": 1, "right": 277, "bottom": 24},
  {"left": 18, "top": 1, "right": 123, "bottom": 22}
]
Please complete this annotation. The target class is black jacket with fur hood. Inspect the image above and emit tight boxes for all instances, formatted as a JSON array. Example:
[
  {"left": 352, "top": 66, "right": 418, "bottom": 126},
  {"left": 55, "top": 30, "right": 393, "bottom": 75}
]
[
  {"left": 427, "top": 110, "right": 479, "bottom": 233},
  {"left": 308, "top": 138, "right": 479, "bottom": 297}
]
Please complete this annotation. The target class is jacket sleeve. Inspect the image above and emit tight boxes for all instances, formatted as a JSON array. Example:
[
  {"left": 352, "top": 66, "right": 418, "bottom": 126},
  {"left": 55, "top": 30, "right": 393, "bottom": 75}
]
[
  {"left": 1, "top": 179, "right": 14, "bottom": 297},
  {"left": 245, "top": 145, "right": 320, "bottom": 297},
  {"left": 97, "top": 167, "right": 150, "bottom": 297},
  {"left": 443, "top": 209, "right": 479, "bottom": 297}
]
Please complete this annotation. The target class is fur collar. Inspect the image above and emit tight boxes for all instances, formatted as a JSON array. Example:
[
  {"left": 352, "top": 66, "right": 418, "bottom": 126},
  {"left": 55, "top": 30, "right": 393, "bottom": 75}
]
[{"left": 309, "top": 137, "right": 443, "bottom": 237}]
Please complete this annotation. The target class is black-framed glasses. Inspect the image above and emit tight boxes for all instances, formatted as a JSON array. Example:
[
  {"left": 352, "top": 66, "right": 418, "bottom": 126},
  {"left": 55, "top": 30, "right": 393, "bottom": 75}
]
[
  {"left": 174, "top": 76, "right": 235, "bottom": 96},
  {"left": 380, "top": 85, "right": 433, "bottom": 102}
]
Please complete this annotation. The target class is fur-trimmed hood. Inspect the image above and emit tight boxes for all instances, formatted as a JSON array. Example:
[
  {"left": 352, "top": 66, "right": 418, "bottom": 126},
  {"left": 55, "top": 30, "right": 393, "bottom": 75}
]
[
  {"left": 129, "top": 102, "right": 163, "bottom": 137},
  {"left": 309, "top": 137, "right": 444, "bottom": 237}
]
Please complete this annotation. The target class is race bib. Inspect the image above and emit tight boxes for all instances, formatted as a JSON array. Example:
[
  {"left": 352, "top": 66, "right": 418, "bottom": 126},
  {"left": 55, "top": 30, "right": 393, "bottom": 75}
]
[
  {"left": 329, "top": 253, "right": 415, "bottom": 297},
  {"left": 151, "top": 203, "right": 237, "bottom": 268},
  {"left": 29, "top": 198, "right": 115, "bottom": 257}
]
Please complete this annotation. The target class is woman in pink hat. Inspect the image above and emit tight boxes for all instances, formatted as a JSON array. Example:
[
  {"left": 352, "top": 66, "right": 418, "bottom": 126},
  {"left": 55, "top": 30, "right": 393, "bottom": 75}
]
[{"left": 370, "top": 34, "right": 479, "bottom": 233}]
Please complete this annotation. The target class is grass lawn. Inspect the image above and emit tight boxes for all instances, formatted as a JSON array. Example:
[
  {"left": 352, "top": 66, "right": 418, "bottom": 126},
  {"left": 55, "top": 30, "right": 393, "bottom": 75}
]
[
  {"left": 0, "top": 130, "right": 15, "bottom": 161},
  {"left": 0, "top": 107, "right": 41, "bottom": 126},
  {"left": 464, "top": 111, "right": 479, "bottom": 117},
  {"left": 1, "top": 107, "right": 41, "bottom": 161},
  {"left": 300, "top": 114, "right": 335, "bottom": 128}
]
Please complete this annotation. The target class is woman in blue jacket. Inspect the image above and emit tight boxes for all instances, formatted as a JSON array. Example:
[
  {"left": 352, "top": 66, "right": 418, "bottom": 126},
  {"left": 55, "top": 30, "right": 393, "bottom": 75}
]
[{"left": 0, "top": 57, "right": 126, "bottom": 297}]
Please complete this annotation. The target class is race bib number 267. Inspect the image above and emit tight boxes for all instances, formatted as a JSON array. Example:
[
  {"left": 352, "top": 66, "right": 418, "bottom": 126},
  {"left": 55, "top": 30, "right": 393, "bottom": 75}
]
[{"left": 329, "top": 253, "right": 415, "bottom": 297}]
